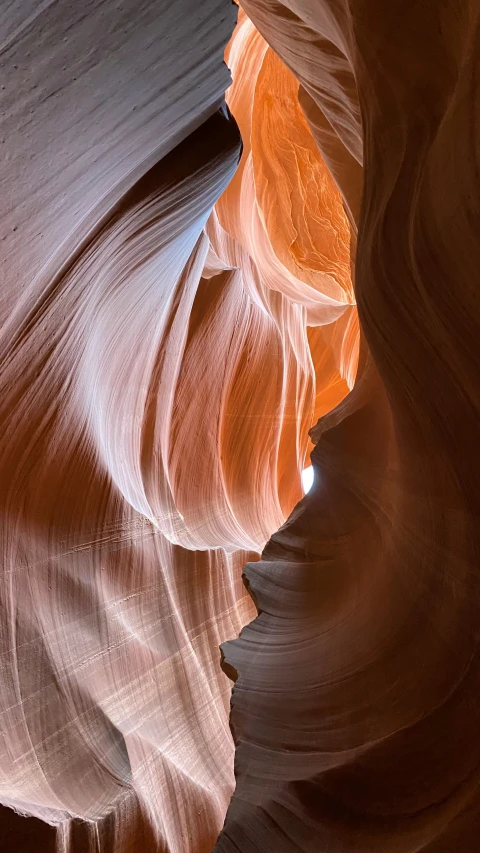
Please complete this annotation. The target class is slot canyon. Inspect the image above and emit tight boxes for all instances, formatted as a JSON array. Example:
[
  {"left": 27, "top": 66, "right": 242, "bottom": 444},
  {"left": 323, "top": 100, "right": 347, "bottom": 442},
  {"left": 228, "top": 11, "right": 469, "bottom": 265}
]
[{"left": 1, "top": 0, "right": 480, "bottom": 850}]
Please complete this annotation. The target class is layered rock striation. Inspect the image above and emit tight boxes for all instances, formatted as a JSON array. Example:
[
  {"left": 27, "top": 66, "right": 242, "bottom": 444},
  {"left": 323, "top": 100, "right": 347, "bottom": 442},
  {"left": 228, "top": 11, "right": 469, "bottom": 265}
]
[{"left": 1, "top": 1, "right": 478, "bottom": 851}]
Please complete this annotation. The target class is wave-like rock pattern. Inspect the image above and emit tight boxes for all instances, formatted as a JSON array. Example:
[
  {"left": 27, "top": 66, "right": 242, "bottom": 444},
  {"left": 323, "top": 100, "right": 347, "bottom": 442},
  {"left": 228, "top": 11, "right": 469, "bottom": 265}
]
[
  {"left": 2, "top": 0, "right": 478, "bottom": 850},
  {"left": 1, "top": 100, "right": 254, "bottom": 848},
  {"left": 0, "top": 1, "right": 358, "bottom": 850},
  {"left": 0, "top": 2, "right": 250, "bottom": 848},
  {"left": 216, "top": 0, "right": 480, "bottom": 850},
  {"left": 209, "top": 7, "right": 358, "bottom": 468}
]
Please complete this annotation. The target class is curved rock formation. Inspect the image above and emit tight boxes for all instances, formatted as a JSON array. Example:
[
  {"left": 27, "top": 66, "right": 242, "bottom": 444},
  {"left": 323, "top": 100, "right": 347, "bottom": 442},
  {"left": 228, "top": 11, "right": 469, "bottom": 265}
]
[
  {"left": 0, "top": 2, "right": 251, "bottom": 848},
  {"left": 0, "top": 1, "right": 355, "bottom": 849},
  {"left": 2, "top": 0, "right": 479, "bottom": 850},
  {"left": 216, "top": 0, "right": 480, "bottom": 850}
]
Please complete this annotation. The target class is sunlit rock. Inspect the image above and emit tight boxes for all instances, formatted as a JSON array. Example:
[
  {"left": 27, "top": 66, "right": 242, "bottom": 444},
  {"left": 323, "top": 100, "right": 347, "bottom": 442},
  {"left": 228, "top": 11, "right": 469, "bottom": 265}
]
[{"left": 2, "top": 0, "right": 478, "bottom": 851}]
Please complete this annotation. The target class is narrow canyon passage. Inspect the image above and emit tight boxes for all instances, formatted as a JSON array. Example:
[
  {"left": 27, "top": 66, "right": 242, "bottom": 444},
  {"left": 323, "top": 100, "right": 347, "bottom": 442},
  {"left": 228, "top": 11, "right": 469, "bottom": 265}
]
[{"left": 1, "top": 1, "right": 479, "bottom": 852}]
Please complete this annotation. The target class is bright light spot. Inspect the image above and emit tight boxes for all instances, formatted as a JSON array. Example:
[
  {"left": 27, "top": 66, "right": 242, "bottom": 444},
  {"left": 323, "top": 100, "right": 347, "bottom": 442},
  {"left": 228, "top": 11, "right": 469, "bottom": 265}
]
[{"left": 301, "top": 465, "right": 314, "bottom": 494}]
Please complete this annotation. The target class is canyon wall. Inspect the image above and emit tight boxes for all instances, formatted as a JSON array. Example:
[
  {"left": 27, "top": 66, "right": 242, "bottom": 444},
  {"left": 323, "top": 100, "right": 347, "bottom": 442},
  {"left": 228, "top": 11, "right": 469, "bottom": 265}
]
[
  {"left": 216, "top": 0, "right": 480, "bottom": 850},
  {"left": 1, "top": 1, "right": 479, "bottom": 851}
]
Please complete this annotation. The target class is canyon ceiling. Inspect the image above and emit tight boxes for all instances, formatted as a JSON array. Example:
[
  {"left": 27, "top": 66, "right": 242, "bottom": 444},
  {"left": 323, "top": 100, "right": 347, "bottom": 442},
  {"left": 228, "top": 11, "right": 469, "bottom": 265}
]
[{"left": 1, "top": 0, "right": 480, "bottom": 851}]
